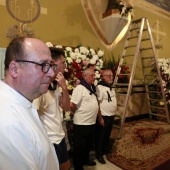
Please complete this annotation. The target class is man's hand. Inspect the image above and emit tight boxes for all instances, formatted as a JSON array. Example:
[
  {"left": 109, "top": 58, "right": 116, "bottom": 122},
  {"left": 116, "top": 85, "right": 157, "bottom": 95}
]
[
  {"left": 98, "top": 116, "right": 105, "bottom": 126},
  {"left": 55, "top": 72, "right": 67, "bottom": 89}
]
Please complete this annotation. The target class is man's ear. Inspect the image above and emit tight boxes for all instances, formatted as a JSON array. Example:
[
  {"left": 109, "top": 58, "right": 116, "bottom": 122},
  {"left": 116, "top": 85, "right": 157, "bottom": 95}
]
[{"left": 8, "top": 61, "right": 19, "bottom": 78}]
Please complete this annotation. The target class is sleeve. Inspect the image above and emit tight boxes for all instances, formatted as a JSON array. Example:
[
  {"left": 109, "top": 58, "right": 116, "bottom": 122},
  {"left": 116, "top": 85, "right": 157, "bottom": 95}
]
[
  {"left": 71, "top": 85, "right": 83, "bottom": 105},
  {"left": 96, "top": 85, "right": 104, "bottom": 101},
  {"left": 33, "top": 96, "right": 42, "bottom": 110}
]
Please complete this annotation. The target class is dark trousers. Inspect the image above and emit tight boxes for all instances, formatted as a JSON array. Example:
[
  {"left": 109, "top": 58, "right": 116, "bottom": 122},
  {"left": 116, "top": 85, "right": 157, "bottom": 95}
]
[
  {"left": 73, "top": 124, "right": 95, "bottom": 170},
  {"left": 95, "top": 115, "right": 114, "bottom": 157}
]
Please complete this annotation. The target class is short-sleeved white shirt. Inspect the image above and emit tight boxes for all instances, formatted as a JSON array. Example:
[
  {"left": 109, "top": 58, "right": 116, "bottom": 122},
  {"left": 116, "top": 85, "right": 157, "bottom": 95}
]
[
  {"left": 71, "top": 84, "right": 99, "bottom": 125},
  {"left": 96, "top": 85, "right": 117, "bottom": 116},
  {"left": 33, "top": 89, "right": 65, "bottom": 145}
]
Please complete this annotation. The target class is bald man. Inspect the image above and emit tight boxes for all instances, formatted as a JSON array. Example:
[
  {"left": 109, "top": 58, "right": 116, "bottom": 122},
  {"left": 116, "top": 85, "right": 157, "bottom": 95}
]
[{"left": 0, "top": 37, "right": 59, "bottom": 170}]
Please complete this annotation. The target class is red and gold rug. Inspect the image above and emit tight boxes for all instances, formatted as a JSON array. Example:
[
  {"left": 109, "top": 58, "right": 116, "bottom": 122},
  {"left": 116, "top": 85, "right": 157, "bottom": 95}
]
[{"left": 107, "top": 119, "right": 170, "bottom": 170}]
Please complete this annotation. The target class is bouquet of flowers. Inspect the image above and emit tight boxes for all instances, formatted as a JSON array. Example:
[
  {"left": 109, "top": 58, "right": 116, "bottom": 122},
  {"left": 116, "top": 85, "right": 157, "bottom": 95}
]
[
  {"left": 157, "top": 58, "right": 170, "bottom": 105},
  {"left": 46, "top": 42, "right": 104, "bottom": 92}
]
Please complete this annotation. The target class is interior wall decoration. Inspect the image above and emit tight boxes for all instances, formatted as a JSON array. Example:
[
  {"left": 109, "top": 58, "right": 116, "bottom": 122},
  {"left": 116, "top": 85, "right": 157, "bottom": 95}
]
[
  {"left": 151, "top": 20, "right": 166, "bottom": 57},
  {"left": 145, "top": 0, "right": 170, "bottom": 12},
  {"left": 5, "top": 0, "right": 41, "bottom": 40},
  {"left": 6, "top": 0, "right": 41, "bottom": 24},
  {"left": 81, "top": 0, "right": 134, "bottom": 50},
  {"left": 134, "top": 0, "right": 170, "bottom": 20}
]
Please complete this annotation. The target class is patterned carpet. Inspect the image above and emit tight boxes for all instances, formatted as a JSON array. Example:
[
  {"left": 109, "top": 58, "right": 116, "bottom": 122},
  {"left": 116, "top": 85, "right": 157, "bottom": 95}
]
[{"left": 107, "top": 119, "right": 170, "bottom": 170}]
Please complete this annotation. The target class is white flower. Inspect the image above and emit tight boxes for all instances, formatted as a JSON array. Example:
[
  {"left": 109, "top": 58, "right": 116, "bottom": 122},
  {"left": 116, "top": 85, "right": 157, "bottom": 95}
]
[
  {"left": 90, "top": 59, "right": 96, "bottom": 64},
  {"left": 55, "top": 45, "right": 63, "bottom": 48},
  {"left": 90, "top": 48, "right": 96, "bottom": 55},
  {"left": 94, "top": 79, "right": 98, "bottom": 86},
  {"left": 46, "top": 42, "right": 53, "bottom": 47},
  {"left": 46, "top": 42, "right": 104, "bottom": 90},
  {"left": 95, "top": 72, "right": 100, "bottom": 78},
  {"left": 95, "top": 66, "right": 100, "bottom": 71},
  {"left": 76, "top": 58, "right": 81, "bottom": 63},
  {"left": 75, "top": 48, "right": 79, "bottom": 53},
  {"left": 92, "top": 55, "right": 99, "bottom": 61},
  {"left": 70, "top": 52, "right": 76, "bottom": 59},
  {"left": 66, "top": 57, "right": 73, "bottom": 64},
  {"left": 80, "top": 46, "right": 86, "bottom": 54},
  {"left": 65, "top": 47, "right": 72, "bottom": 52},
  {"left": 99, "top": 59, "right": 103, "bottom": 64},
  {"left": 97, "top": 50, "right": 104, "bottom": 57},
  {"left": 80, "top": 54, "right": 86, "bottom": 60}
]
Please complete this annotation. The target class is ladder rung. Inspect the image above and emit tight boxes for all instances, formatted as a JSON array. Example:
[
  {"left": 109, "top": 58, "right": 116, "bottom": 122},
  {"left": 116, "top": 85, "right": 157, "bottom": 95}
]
[
  {"left": 144, "top": 74, "right": 157, "bottom": 76},
  {"left": 116, "top": 92, "right": 127, "bottom": 95},
  {"left": 121, "top": 64, "right": 132, "bottom": 67},
  {"left": 147, "top": 91, "right": 162, "bottom": 94},
  {"left": 149, "top": 106, "right": 165, "bottom": 109},
  {"left": 123, "top": 54, "right": 134, "bottom": 57},
  {"left": 125, "top": 45, "right": 136, "bottom": 49},
  {"left": 130, "top": 27, "right": 140, "bottom": 32},
  {"left": 143, "top": 28, "right": 148, "bottom": 32},
  {"left": 132, "top": 18, "right": 142, "bottom": 23},
  {"left": 114, "top": 83, "right": 129, "bottom": 86},
  {"left": 127, "top": 36, "right": 138, "bottom": 40},
  {"left": 143, "top": 65, "right": 155, "bottom": 68},
  {"left": 147, "top": 83, "right": 159, "bottom": 86},
  {"left": 117, "top": 104, "right": 125, "bottom": 107},
  {"left": 150, "top": 113, "right": 167, "bottom": 118},
  {"left": 140, "top": 47, "right": 152, "bottom": 51},
  {"left": 148, "top": 98, "right": 163, "bottom": 102},
  {"left": 141, "top": 38, "right": 150, "bottom": 41},
  {"left": 112, "top": 125, "right": 121, "bottom": 129},
  {"left": 141, "top": 56, "right": 155, "bottom": 59}
]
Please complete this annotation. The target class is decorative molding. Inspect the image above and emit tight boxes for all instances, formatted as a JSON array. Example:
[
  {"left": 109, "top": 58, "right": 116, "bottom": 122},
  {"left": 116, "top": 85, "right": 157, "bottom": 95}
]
[{"left": 134, "top": 0, "right": 170, "bottom": 20}]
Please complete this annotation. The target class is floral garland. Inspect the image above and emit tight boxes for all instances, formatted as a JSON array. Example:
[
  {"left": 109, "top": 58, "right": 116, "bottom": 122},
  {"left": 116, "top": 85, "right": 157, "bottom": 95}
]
[
  {"left": 46, "top": 42, "right": 104, "bottom": 92},
  {"left": 157, "top": 58, "right": 170, "bottom": 105}
]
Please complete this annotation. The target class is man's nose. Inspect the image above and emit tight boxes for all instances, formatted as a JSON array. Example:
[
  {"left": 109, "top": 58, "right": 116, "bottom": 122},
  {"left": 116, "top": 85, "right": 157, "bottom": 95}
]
[{"left": 47, "top": 67, "right": 55, "bottom": 78}]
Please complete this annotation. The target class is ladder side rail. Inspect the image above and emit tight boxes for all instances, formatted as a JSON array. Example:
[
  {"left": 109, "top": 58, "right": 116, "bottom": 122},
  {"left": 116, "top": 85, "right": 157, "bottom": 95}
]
[
  {"left": 114, "top": 23, "right": 133, "bottom": 84},
  {"left": 140, "top": 51, "right": 154, "bottom": 119},
  {"left": 146, "top": 19, "right": 170, "bottom": 123},
  {"left": 117, "top": 18, "right": 146, "bottom": 138}
]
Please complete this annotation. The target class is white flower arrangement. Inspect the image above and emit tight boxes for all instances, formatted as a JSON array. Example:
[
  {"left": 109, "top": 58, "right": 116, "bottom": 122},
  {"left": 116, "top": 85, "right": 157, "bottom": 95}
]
[
  {"left": 157, "top": 58, "right": 170, "bottom": 105},
  {"left": 46, "top": 42, "right": 104, "bottom": 90}
]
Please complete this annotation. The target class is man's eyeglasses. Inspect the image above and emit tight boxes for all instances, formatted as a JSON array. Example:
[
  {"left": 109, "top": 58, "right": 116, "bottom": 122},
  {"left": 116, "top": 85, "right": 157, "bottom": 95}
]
[{"left": 16, "top": 59, "right": 57, "bottom": 74}]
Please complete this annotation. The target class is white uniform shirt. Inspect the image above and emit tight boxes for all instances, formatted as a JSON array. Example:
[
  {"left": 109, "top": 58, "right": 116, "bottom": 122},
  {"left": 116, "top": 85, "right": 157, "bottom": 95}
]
[
  {"left": 71, "top": 84, "right": 99, "bottom": 125},
  {"left": 0, "top": 80, "right": 59, "bottom": 170},
  {"left": 33, "top": 89, "right": 65, "bottom": 145},
  {"left": 96, "top": 85, "right": 117, "bottom": 116}
]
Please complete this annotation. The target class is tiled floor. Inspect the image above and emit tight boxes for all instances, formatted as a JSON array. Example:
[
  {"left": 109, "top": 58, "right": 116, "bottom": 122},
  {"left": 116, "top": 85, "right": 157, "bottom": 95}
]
[{"left": 70, "top": 155, "right": 122, "bottom": 170}]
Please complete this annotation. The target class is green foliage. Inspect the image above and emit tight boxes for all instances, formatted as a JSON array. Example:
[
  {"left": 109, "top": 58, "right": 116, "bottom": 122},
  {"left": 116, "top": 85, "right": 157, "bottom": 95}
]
[{"left": 103, "top": 54, "right": 116, "bottom": 69}]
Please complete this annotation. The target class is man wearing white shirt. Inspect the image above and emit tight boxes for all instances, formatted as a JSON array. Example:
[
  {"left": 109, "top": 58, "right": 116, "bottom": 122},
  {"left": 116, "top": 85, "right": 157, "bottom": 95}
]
[
  {"left": 33, "top": 47, "right": 70, "bottom": 170},
  {"left": 0, "top": 37, "right": 59, "bottom": 170},
  {"left": 70, "top": 68, "right": 99, "bottom": 170},
  {"left": 95, "top": 69, "right": 117, "bottom": 164}
]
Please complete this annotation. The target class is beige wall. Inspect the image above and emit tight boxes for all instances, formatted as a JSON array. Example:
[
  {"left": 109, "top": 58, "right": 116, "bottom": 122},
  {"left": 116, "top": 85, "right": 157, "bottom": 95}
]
[{"left": 0, "top": 0, "right": 169, "bottom": 64}]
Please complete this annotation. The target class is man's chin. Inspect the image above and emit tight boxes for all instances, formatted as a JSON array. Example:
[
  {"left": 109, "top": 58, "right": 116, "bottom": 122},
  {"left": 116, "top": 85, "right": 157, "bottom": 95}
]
[{"left": 41, "top": 84, "right": 50, "bottom": 93}]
